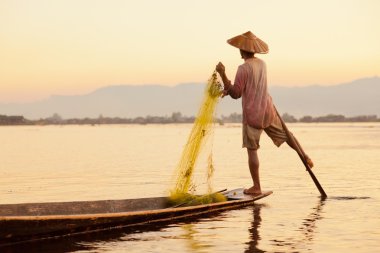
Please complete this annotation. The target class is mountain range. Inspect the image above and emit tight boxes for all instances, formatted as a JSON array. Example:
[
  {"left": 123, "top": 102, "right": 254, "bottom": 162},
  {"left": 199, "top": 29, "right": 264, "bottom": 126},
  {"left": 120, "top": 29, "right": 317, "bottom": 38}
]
[{"left": 1, "top": 77, "right": 379, "bottom": 120}]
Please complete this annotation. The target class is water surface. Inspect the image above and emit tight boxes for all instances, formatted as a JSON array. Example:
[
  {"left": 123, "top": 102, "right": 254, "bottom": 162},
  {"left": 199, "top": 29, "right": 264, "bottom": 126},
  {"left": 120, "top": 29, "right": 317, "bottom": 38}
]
[{"left": 1, "top": 123, "right": 379, "bottom": 252}]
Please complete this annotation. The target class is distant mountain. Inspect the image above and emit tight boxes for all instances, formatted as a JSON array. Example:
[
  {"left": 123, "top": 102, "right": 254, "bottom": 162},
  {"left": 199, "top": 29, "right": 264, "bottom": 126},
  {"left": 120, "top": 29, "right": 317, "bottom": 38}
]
[
  {"left": 269, "top": 77, "right": 380, "bottom": 117},
  {"left": 1, "top": 77, "right": 379, "bottom": 119}
]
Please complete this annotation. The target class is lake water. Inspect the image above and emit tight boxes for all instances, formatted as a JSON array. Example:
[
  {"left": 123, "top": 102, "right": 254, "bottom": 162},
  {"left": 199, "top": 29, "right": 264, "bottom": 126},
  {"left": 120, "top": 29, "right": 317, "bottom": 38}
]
[{"left": 1, "top": 123, "right": 379, "bottom": 252}]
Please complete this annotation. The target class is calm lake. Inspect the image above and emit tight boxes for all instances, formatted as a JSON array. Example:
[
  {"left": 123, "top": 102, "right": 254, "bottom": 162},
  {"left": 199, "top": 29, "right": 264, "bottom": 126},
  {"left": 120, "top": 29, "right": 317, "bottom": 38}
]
[{"left": 1, "top": 123, "right": 379, "bottom": 252}]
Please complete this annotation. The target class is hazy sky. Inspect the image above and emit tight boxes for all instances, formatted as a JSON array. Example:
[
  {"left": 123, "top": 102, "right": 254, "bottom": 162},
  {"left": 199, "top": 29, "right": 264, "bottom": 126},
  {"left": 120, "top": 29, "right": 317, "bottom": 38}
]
[{"left": 1, "top": 0, "right": 379, "bottom": 102}]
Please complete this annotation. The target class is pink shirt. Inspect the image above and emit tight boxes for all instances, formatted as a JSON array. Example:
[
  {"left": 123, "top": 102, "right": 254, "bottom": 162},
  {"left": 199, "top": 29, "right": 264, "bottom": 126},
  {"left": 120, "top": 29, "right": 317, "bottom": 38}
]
[{"left": 227, "top": 57, "right": 276, "bottom": 129}]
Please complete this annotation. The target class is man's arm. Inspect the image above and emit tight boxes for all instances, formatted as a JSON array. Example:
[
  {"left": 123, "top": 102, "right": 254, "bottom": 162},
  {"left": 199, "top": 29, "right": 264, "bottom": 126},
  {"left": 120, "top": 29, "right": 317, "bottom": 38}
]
[{"left": 215, "top": 62, "right": 242, "bottom": 99}]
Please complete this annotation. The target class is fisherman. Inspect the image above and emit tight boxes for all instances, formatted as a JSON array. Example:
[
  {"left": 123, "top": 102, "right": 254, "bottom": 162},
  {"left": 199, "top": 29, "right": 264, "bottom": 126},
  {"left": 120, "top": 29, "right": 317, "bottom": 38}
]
[{"left": 216, "top": 31, "right": 314, "bottom": 195}]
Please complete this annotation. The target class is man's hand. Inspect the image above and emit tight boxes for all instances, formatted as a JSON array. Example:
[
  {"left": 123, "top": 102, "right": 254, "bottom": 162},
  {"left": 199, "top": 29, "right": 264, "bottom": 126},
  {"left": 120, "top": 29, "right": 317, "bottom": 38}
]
[
  {"left": 221, "top": 89, "right": 229, "bottom": 98},
  {"left": 216, "top": 61, "right": 231, "bottom": 96},
  {"left": 215, "top": 62, "right": 225, "bottom": 75}
]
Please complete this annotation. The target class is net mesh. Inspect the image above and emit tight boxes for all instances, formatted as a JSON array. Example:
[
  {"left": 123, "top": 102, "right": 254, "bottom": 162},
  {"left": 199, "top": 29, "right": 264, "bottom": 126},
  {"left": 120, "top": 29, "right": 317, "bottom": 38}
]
[{"left": 168, "top": 71, "right": 227, "bottom": 206}]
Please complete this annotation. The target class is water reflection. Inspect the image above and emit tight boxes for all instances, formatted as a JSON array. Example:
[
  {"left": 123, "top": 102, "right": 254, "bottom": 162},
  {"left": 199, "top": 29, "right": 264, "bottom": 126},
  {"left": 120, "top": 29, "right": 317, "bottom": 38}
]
[
  {"left": 0, "top": 223, "right": 165, "bottom": 253},
  {"left": 181, "top": 224, "right": 209, "bottom": 252},
  {"left": 245, "top": 204, "right": 265, "bottom": 253},
  {"left": 269, "top": 198, "right": 325, "bottom": 252},
  {"left": 0, "top": 235, "right": 97, "bottom": 253},
  {"left": 299, "top": 198, "right": 325, "bottom": 243}
]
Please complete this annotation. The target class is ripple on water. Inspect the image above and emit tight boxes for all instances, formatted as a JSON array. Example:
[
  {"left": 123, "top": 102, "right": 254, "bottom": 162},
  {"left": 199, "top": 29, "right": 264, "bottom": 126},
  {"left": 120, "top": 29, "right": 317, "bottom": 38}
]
[{"left": 328, "top": 196, "right": 371, "bottom": 200}]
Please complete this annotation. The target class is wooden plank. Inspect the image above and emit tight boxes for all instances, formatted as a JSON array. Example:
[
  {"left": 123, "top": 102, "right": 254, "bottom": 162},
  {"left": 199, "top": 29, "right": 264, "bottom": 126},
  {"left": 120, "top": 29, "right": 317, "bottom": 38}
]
[{"left": 223, "top": 188, "right": 272, "bottom": 200}]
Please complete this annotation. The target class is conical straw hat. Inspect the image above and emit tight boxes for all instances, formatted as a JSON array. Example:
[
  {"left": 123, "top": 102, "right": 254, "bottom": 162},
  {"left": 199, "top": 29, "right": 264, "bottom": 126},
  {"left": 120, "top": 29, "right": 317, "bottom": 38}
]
[{"left": 227, "top": 31, "right": 268, "bottom": 54}]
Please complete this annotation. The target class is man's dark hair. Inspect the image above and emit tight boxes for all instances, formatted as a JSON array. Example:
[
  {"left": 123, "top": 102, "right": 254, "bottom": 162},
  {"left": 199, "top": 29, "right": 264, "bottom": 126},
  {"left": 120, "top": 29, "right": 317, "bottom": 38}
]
[{"left": 240, "top": 49, "right": 255, "bottom": 58}]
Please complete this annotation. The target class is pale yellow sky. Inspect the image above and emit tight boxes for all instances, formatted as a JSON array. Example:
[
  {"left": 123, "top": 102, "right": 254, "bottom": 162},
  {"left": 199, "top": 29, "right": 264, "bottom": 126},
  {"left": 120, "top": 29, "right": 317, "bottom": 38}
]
[{"left": 1, "top": 0, "right": 379, "bottom": 102}]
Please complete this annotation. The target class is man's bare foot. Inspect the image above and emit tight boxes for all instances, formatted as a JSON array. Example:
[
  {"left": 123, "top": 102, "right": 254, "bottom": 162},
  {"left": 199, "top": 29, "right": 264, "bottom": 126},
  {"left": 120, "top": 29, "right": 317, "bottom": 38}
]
[
  {"left": 243, "top": 186, "right": 262, "bottom": 196},
  {"left": 305, "top": 154, "right": 314, "bottom": 169}
]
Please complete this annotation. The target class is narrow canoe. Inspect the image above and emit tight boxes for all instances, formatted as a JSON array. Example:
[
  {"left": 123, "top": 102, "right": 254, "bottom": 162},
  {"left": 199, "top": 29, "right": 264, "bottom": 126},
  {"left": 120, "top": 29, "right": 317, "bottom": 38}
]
[{"left": 0, "top": 189, "right": 272, "bottom": 246}]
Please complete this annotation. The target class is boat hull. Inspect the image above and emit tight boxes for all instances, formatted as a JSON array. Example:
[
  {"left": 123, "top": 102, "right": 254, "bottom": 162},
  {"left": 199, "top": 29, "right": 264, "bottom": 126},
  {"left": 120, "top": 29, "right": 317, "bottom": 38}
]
[{"left": 0, "top": 190, "right": 272, "bottom": 246}]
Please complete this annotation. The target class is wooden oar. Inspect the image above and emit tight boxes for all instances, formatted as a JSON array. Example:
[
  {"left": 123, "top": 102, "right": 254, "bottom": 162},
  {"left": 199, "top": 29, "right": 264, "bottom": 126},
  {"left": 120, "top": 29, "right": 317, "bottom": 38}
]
[{"left": 274, "top": 107, "right": 327, "bottom": 198}]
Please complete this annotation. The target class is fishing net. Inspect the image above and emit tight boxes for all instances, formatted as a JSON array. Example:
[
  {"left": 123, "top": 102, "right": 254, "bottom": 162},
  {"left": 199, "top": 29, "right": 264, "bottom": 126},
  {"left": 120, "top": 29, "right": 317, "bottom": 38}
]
[{"left": 168, "top": 71, "right": 227, "bottom": 207}]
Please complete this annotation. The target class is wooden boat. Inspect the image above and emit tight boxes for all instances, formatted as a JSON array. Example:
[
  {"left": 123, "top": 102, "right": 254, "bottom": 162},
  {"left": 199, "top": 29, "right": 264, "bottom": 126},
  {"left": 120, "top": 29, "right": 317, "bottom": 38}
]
[{"left": 0, "top": 189, "right": 272, "bottom": 246}]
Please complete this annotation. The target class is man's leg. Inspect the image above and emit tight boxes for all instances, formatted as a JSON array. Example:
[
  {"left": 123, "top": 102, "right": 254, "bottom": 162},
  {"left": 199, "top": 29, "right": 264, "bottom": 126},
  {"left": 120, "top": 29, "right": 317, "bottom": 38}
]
[
  {"left": 265, "top": 118, "right": 314, "bottom": 169},
  {"left": 285, "top": 134, "right": 314, "bottom": 168},
  {"left": 244, "top": 148, "right": 262, "bottom": 195}
]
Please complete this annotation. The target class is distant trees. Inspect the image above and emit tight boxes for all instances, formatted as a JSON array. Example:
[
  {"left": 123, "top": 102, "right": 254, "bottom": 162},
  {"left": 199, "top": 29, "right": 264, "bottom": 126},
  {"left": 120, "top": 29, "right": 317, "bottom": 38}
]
[
  {"left": 282, "top": 113, "right": 298, "bottom": 123},
  {"left": 298, "top": 114, "right": 378, "bottom": 123},
  {"left": 221, "top": 112, "right": 242, "bottom": 123},
  {"left": 221, "top": 113, "right": 379, "bottom": 123},
  {"left": 171, "top": 112, "right": 182, "bottom": 122},
  {"left": 46, "top": 113, "right": 63, "bottom": 124},
  {"left": 299, "top": 115, "right": 313, "bottom": 123},
  {"left": 0, "top": 112, "right": 379, "bottom": 126},
  {"left": 0, "top": 115, "right": 29, "bottom": 125}
]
